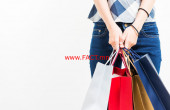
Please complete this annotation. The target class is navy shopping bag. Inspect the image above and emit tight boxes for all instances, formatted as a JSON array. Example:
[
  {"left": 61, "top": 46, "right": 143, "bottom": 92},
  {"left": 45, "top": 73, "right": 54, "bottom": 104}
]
[{"left": 123, "top": 48, "right": 170, "bottom": 110}]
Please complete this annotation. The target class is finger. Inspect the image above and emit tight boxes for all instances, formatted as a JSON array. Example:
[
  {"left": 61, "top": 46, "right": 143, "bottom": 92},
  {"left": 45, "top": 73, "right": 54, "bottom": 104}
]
[
  {"left": 119, "top": 39, "right": 124, "bottom": 48},
  {"left": 119, "top": 44, "right": 124, "bottom": 48},
  {"left": 112, "top": 43, "right": 119, "bottom": 51},
  {"left": 119, "top": 41, "right": 124, "bottom": 48},
  {"left": 109, "top": 39, "right": 118, "bottom": 51},
  {"left": 125, "top": 42, "right": 133, "bottom": 49},
  {"left": 125, "top": 38, "right": 131, "bottom": 49},
  {"left": 122, "top": 31, "right": 127, "bottom": 41},
  {"left": 119, "top": 32, "right": 126, "bottom": 44},
  {"left": 120, "top": 32, "right": 127, "bottom": 48},
  {"left": 119, "top": 35, "right": 125, "bottom": 43},
  {"left": 125, "top": 44, "right": 130, "bottom": 49},
  {"left": 115, "top": 37, "right": 120, "bottom": 51},
  {"left": 116, "top": 44, "right": 119, "bottom": 51},
  {"left": 129, "top": 41, "right": 137, "bottom": 49}
]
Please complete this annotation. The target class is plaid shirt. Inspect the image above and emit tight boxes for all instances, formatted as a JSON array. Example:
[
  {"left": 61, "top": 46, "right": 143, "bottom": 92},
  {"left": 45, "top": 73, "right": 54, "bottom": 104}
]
[{"left": 88, "top": 0, "right": 156, "bottom": 23}]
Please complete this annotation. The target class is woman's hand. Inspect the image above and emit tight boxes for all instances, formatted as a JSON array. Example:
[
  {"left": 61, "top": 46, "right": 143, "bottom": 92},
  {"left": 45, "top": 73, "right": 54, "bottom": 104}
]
[
  {"left": 108, "top": 24, "right": 123, "bottom": 51},
  {"left": 119, "top": 0, "right": 156, "bottom": 49},
  {"left": 119, "top": 26, "right": 139, "bottom": 49}
]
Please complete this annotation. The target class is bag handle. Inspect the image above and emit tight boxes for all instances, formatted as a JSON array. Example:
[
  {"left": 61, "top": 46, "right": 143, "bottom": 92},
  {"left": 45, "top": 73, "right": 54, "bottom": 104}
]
[
  {"left": 104, "top": 48, "right": 131, "bottom": 77},
  {"left": 105, "top": 49, "right": 119, "bottom": 65},
  {"left": 122, "top": 49, "right": 138, "bottom": 76},
  {"left": 110, "top": 49, "right": 127, "bottom": 67},
  {"left": 120, "top": 49, "right": 131, "bottom": 76},
  {"left": 122, "top": 47, "right": 140, "bottom": 61},
  {"left": 111, "top": 49, "right": 131, "bottom": 76}
]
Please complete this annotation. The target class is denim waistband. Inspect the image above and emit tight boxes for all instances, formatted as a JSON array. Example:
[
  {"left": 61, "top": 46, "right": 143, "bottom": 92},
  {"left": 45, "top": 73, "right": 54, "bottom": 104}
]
[{"left": 93, "top": 22, "right": 157, "bottom": 27}]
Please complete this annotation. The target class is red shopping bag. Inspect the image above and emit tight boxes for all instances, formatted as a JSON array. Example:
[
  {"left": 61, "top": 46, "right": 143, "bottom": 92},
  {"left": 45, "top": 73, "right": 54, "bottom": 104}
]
[{"left": 108, "top": 52, "right": 133, "bottom": 110}]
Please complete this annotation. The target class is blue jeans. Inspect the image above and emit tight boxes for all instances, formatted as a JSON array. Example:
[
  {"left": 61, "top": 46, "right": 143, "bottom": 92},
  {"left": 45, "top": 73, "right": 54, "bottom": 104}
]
[{"left": 89, "top": 22, "right": 162, "bottom": 77}]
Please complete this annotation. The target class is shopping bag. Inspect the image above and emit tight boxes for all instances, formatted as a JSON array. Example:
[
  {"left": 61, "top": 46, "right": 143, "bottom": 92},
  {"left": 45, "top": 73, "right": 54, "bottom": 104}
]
[
  {"left": 108, "top": 49, "right": 133, "bottom": 110},
  {"left": 123, "top": 48, "right": 170, "bottom": 110},
  {"left": 132, "top": 75, "right": 154, "bottom": 110},
  {"left": 81, "top": 50, "right": 119, "bottom": 110},
  {"left": 122, "top": 51, "right": 154, "bottom": 110}
]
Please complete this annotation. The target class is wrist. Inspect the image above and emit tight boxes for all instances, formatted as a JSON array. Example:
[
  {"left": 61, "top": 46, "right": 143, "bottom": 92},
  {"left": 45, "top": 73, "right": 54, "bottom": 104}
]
[
  {"left": 130, "top": 24, "right": 139, "bottom": 36},
  {"left": 132, "top": 9, "right": 148, "bottom": 32},
  {"left": 132, "top": 20, "right": 144, "bottom": 32},
  {"left": 106, "top": 22, "right": 117, "bottom": 32}
]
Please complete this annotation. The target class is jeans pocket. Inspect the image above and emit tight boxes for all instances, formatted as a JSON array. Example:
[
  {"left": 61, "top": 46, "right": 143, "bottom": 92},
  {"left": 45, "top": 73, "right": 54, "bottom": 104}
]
[
  {"left": 139, "top": 22, "right": 159, "bottom": 38},
  {"left": 92, "top": 23, "right": 108, "bottom": 37}
]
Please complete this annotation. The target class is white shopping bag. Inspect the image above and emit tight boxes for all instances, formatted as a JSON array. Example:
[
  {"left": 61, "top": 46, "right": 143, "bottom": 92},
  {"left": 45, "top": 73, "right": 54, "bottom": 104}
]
[{"left": 81, "top": 50, "right": 119, "bottom": 110}]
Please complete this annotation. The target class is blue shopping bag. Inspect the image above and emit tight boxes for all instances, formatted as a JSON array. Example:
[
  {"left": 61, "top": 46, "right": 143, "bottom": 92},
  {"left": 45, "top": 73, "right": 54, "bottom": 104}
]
[{"left": 123, "top": 48, "right": 170, "bottom": 110}]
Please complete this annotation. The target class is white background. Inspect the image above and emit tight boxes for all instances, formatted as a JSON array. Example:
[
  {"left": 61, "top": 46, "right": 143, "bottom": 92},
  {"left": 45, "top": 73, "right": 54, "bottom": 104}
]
[{"left": 0, "top": 0, "right": 169, "bottom": 110}]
